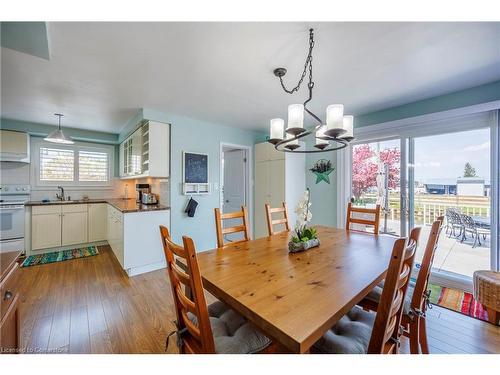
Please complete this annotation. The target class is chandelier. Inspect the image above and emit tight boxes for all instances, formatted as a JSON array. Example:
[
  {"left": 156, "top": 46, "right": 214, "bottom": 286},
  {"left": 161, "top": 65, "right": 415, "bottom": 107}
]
[{"left": 268, "top": 29, "right": 354, "bottom": 153}]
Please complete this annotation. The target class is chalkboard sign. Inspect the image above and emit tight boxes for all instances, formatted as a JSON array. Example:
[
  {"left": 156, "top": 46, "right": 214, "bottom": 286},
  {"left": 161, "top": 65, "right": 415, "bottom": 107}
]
[{"left": 183, "top": 152, "right": 209, "bottom": 184}]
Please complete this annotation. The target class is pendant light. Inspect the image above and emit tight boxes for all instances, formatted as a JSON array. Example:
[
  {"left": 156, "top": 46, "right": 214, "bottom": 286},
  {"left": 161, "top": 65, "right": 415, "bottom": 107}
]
[
  {"left": 44, "top": 113, "right": 74, "bottom": 144},
  {"left": 268, "top": 29, "right": 355, "bottom": 153}
]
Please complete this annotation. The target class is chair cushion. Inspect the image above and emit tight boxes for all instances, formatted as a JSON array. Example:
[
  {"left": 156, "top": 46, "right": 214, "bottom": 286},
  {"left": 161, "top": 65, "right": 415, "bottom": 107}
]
[
  {"left": 365, "top": 281, "right": 414, "bottom": 315},
  {"left": 189, "top": 301, "right": 271, "bottom": 354},
  {"left": 313, "top": 306, "right": 376, "bottom": 354}
]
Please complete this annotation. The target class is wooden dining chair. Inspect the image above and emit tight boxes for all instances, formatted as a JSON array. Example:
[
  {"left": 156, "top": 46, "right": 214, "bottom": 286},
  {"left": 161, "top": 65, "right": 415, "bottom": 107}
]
[
  {"left": 159, "top": 226, "right": 271, "bottom": 354},
  {"left": 265, "top": 202, "right": 290, "bottom": 236},
  {"left": 359, "top": 216, "right": 444, "bottom": 354},
  {"left": 214, "top": 206, "right": 250, "bottom": 248},
  {"left": 346, "top": 202, "right": 381, "bottom": 234},
  {"left": 312, "top": 235, "right": 418, "bottom": 354}
]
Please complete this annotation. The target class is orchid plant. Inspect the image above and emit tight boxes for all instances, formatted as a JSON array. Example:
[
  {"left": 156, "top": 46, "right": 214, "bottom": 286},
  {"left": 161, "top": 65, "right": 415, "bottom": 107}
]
[{"left": 291, "top": 188, "right": 318, "bottom": 243}]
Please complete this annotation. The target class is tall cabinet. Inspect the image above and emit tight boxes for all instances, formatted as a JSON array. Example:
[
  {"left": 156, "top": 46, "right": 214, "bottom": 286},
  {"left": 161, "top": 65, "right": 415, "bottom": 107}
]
[{"left": 254, "top": 142, "right": 305, "bottom": 239}]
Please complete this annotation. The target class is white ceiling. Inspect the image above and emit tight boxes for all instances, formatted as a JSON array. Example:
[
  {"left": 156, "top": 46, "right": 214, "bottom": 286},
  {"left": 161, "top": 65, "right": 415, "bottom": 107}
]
[{"left": 1, "top": 22, "right": 499, "bottom": 134}]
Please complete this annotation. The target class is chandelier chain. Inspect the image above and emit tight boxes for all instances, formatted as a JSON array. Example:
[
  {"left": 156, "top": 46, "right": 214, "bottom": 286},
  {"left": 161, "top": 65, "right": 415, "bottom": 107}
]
[{"left": 278, "top": 29, "right": 315, "bottom": 94}]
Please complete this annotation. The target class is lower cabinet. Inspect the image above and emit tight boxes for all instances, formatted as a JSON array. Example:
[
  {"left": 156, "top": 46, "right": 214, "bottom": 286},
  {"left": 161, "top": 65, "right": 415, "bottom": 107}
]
[
  {"left": 31, "top": 206, "right": 63, "bottom": 250},
  {"left": 31, "top": 203, "right": 104, "bottom": 251},
  {"left": 88, "top": 203, "right": 107, "bottom": 242},
  {"left": 61, "top": 205, "right": 88, "bottom": 246},
  {"left": 0, "top": 257, "right": 21, "bottom": 354},
  {"left": 107, "top": 205, "right": 124, "bottom": 267}
]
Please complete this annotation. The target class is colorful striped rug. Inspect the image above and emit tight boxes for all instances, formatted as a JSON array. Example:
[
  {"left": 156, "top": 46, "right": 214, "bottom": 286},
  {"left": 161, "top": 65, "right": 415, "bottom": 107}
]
[
  {"left": 21, "top": 246, "right": 99, "bottom": 267},
  {"left": 427, "top": 283, "right": 489, "bottom": 323}
]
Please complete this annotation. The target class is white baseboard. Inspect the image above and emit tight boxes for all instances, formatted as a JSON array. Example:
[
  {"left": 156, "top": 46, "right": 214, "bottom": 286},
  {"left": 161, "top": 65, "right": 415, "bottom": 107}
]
[{"left": 126, "top": 260, "right": 166, "bottom": 277}]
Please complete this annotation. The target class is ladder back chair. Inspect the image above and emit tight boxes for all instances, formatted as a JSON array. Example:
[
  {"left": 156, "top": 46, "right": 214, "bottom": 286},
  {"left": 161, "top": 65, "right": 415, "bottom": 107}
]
[
  {"left": 360, "top": 216, "right": 444, "bottom": 354},
  {"left": 159, "top": 226, "right": 271, "bottom": 354},
  {"left": 312, "top": 235, "right": 418, "bottom": 354},
  {"left": 214, "top": 206, "right": 250, "bottom": 248},
  {"left": 265, "top": 202, "right": 290, "bottom": 236},
  {"left": 346, "top": 202, "right": 381, "bottom": 234},
  {"left": 159, "top": 225, "right": 215, "bottom": 353}
]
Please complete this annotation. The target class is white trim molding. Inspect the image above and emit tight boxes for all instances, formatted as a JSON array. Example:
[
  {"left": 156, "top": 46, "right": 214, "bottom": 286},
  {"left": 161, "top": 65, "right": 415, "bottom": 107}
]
[
  {"left": 219, "top": 142, "right": 253, "bottom": 237},
  {"left": 30, "top": 137, "right": 115, "bottom": 189},
  {"left": 338, "top": 104, "right": 500, "bottom": 284},
  {"left": 491, "top": 110, "right": 499, "bottom": 271}
]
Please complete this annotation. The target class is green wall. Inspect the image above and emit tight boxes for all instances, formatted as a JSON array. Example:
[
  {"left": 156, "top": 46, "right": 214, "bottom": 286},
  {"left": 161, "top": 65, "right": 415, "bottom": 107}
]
[
  {"left": 0, "top": 118, "right": 119, "bottom": 144},
  {"left": 1, "top": 22, "right": 50, "bottom": 60},
  {"left": 355, "top": 80, "right": 500, "bottom": 128}
]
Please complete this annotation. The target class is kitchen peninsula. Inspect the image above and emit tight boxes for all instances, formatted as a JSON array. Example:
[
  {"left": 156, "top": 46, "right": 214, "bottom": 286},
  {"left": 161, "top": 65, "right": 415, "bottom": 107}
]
[{"left": 25, "top": 199, "right": 170, "bottom": 277}]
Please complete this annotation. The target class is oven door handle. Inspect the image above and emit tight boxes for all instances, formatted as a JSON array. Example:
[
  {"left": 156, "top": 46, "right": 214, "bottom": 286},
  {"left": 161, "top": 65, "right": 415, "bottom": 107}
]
[{"left": 0, "top": 205, "right": 25, "bottom": 211}]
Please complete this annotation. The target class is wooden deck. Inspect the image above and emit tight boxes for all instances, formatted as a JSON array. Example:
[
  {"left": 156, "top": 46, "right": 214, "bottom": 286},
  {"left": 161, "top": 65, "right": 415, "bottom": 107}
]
[{"left": 17, "top": 246, "right": 500, "bottom": 354}]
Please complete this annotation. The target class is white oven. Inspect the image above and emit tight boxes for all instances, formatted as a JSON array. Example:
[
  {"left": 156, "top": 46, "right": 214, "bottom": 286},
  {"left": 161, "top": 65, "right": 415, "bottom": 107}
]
[
  {"left": 0, "top": 184, "right": 29, "bottom": 253},
  {"left": 0, "top": 203, "right": 25, "bottom": 239}
]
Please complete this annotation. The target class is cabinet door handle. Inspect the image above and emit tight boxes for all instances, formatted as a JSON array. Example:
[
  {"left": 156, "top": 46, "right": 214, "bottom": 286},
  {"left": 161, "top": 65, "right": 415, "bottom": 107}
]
[{"left": 4, "top": 290, "right": 13, "bottom": 300}]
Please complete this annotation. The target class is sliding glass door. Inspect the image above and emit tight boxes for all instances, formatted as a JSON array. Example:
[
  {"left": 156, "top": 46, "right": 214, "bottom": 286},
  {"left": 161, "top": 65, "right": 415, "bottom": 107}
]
[
  {"left": 409, "top": 128, "right": 491, "bottom": 278},
  {"left": 348, "top": 110, "right": 498, "bottom": 284},
  {"left": 351, "top": 139, "right": 404, "bottom": 236}
]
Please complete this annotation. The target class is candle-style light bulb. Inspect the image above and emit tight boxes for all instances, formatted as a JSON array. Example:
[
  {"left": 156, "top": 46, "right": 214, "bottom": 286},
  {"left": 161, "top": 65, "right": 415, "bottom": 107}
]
[
  {"left": 287, "top": 104, "right": 304, "bottom": 130},
  {"left": 342, "top": 115, "right": 354, "bottom": 139},
  {"left": 269, "top": 118, "right": 284, "bottom": 141},
  {"left": 326, "top": 104, "right": 344, "bottom": 130}
]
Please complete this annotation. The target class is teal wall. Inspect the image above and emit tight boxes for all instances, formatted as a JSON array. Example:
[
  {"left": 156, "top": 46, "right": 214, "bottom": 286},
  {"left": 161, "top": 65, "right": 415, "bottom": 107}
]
[
  {"left": 139, "top": 109, "right": 266, "bottom": 251},
  {"left": 0, "top": 118, "right": 121, "bottom": 175},
  {"left": 0, "top": 118, "right": 119, "bottom": 144},
  {"left": 305, "top": 140, "right": 338, "bottom": 228},
  {"left": 1, "top": 22, "right": 50, "bottom": 60},
  {"left": 355, "top": 80, "right": 500, "bottom": 127}
]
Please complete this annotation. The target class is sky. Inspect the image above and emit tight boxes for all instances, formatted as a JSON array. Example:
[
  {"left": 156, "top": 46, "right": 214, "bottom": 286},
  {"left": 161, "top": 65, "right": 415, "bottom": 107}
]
[
  {"left": 414, "top": 128, "right": 490, "bottom": 183},
  {"left": 366, "top": 128, "right": 491, "bottom": 183}
]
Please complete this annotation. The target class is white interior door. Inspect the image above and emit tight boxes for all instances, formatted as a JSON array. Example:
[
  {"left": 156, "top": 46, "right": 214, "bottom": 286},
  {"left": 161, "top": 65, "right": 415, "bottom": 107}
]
[{"left": 222, "top": 149, "right": 247, "bottom": 242}]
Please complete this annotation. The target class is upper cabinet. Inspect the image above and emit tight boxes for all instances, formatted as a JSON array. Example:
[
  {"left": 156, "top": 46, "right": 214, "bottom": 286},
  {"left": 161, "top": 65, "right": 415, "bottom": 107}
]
[
  {"left": 0, "top": 130, "right": 30, "bottom": 163},
  {"left": 119, "top": 121, "right": 170, "bottom": 179}
]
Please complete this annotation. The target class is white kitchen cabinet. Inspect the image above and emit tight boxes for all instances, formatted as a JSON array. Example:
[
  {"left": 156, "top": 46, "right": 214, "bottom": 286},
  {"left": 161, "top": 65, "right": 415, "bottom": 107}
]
[
  {"left": 107, "top": 205, "right": 124, "bottom": 267},
  {"left": 88, "top": 203, "right": 107, "bottom": 242},
  {"left": 31, "top": 206, "right": 62, "bottom": 250},
  {"left": 119, "top": 142, "right": 125, "bottom": 177},
  {"left": 254, "top": 142, "right": 305, "bottom": 239},
  {"left": 0, "top": 130, "right": 30, "bottom": 162},
  {"left": 119, "top": 121, "right": 169, "bottom": 179},
  {"left": 61, "top": 205, "right": 88, "bottom": 246}
]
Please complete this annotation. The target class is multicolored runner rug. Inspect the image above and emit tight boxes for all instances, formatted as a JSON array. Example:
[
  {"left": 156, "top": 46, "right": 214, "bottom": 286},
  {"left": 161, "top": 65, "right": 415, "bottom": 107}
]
[
  {"left": 427, "top": 283, "right": 489, "bottom": 323},
  {"left": 21, "top": 246, "right": 99, "bottom": 267}
]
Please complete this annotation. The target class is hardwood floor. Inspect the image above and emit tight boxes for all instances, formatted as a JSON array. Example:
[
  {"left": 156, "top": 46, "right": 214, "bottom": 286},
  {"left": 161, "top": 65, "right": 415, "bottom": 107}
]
[{"left": 17, "top": 246, "right": 499, "bottom": 354}]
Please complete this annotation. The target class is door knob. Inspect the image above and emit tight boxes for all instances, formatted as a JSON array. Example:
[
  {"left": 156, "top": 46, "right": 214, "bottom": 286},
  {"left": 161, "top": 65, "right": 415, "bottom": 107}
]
[
  {"left": 225, "top": 200, "right": 229, "bottom": 203},
  {"left": 4, "top": 290, "right": 13, "bottom": 300}
]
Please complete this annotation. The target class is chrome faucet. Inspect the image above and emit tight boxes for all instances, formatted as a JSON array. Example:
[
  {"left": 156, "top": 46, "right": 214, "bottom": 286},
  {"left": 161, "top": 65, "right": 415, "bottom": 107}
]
[{"left": 56, "top": 186, "right": 65, "bottom": 201}]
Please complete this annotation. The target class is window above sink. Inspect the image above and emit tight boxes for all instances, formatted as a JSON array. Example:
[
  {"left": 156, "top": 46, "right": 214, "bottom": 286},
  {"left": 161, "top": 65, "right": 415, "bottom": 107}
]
[{"left": 31, "top": 137, "right": 115, "bottom": 188}]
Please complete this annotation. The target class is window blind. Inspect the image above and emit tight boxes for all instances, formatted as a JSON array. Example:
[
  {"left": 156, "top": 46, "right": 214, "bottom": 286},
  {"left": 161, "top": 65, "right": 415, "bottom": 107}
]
[
  {"left": 39, "top": 147, "right": 74, "bottom": 181},
  {"left": 79, "top": 150, "right": 109, "bottom": 182}
]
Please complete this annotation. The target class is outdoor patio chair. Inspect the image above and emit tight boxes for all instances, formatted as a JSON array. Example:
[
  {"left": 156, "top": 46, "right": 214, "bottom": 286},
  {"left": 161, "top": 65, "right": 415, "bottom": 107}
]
[
  {"left": 445, "top": 207, "right": 464, "bottom": 239},
  {"left": 460, "top": 214, "right": 490, "bottom": 248}
]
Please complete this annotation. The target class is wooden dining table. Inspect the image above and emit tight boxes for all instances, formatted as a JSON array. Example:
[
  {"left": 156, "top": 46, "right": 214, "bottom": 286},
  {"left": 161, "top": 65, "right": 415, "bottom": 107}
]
[{"left": 179, "top": 225, "right": 397, "bottom": 353}]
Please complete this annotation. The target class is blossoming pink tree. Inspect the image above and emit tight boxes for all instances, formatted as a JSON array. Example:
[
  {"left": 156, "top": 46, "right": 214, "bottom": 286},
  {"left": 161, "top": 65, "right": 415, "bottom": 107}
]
[{"left": 352, "top": 144, "right": 400, "bottom": 200}]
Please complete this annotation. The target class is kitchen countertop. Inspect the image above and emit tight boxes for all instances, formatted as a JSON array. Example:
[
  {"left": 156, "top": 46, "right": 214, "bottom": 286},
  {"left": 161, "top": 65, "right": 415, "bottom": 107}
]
[{"left": 25, "top": 198, "right": 170, "bottom": 213}]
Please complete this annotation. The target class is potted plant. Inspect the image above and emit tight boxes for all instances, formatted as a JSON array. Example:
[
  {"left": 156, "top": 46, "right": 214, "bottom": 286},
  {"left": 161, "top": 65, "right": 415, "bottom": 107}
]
[{"left": 289, "top": 188, "right": 320, "bottom": 253}]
